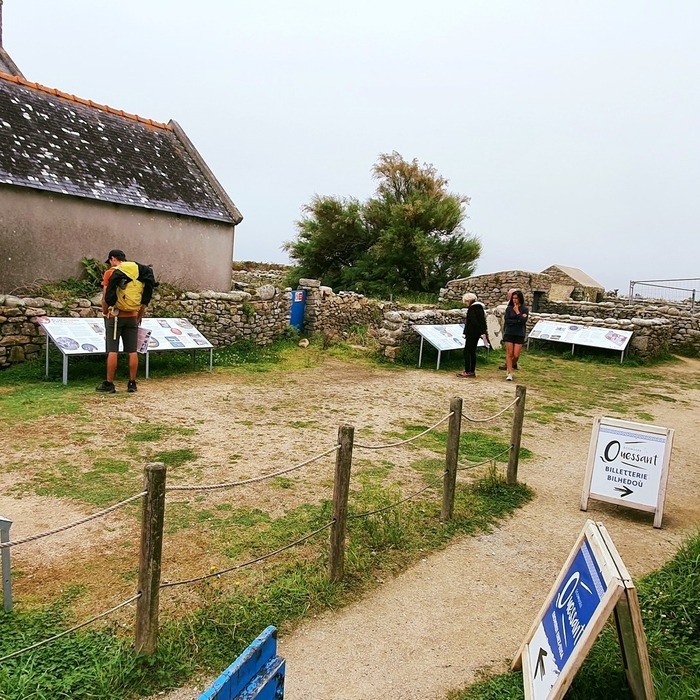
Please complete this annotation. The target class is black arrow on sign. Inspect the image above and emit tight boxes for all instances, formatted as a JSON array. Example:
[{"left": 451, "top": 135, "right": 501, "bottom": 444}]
[
  {"left": 614, "top": 486, "right": 634, "bottom": 498},
  {"left": 534, "top": 648, "right": 547, "bottom": 680}
]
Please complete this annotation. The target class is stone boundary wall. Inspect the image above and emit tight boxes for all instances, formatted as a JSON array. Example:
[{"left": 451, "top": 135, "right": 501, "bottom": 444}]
[
  {"left": 298, "top": 279, "right": 390, "bottom": 337},
  {"left": 0, "top": 289, "right": 292, "bottom": 369},
  {"left": 376, "top": 303, "right": 682, "bottom": 361},
  {"left": 231, "top": 267, "right": 288, "bottom": 289},
  {"left": 538, "top": 299, "right": 700, "bottom": 353},
  {"left": 440, "top": 271, "right": 551, "bottom": 308},
  {"left": 2, "top": 283, "right": 698, "bottom": 370}
]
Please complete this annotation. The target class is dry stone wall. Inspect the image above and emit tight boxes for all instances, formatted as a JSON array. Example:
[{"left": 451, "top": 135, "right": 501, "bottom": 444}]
[
  {"left": 0, "top": 289, "right": 291, "bottom": 370},
  {"left": 538, "top": 299, "right": 700, "bottom": 354},
  {"left": 377, "top": 301, "right": 685, "bottom": 361},
  {"left": 2, "top": 280, "right": 698, "bottom": 370},
  {"left": 297, "top": 279, "right": 389, "bottom": 337}
]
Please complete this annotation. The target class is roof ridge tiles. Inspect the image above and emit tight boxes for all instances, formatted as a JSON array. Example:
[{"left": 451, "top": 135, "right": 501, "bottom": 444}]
[{"left": 0, "top": 70, "right": 170, "bottom": 130}]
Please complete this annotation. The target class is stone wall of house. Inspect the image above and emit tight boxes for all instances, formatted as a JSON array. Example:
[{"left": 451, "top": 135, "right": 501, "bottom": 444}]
[
  {"left": 0, "top": 288, "right": 292, "bottom": 369},
  {"left": 439, "top": 270, "right": 551, "bottom": 308}
]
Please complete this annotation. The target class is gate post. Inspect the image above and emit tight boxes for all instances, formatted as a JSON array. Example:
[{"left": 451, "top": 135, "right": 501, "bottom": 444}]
[
  {"left": 0, "top": 517, "right": 12, "bottom": 612},
  {"left": 135, "top": 462, "right": 166, "bottom": 654},
  {"left": 441, "top": 397, "right": 463, "bottom": 521},
  {"left": 329, "top": 425, "right": 353, "bottom": 582},
  {"left": 507, "top": 386, "right": 527, "bottom": 485}
]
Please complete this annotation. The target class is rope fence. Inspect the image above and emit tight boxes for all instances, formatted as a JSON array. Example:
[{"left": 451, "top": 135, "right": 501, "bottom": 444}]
[
  {"left": 0, "top": 593, "right": 141, "bottom": 664},
  {"left": 0, "top": 385, "right": 527, "bottom": 663},
  {"left": 354, "top": 412, "right": 453, "bottom": 449}
]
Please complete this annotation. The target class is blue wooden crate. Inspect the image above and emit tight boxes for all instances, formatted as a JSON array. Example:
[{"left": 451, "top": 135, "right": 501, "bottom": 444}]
[{"left": 199, "top": 626, "right": 285, "bottom": 700}]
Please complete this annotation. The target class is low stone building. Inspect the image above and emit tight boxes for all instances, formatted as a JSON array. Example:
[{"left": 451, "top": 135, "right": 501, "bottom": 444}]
[{"left": 440, "top": 264, "right": 605, "bottom": 310}]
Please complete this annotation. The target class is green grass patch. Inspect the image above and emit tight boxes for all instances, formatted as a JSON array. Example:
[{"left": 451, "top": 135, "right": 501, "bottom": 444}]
[
  {"left": 12, "top": 457, "right": 140, "bottom": 508},
  {"left": 0, "top": 383, "right": 85, "bottom": 426},
  {"left": 150, "top": 449, "right": 198, "bottom": 468}
]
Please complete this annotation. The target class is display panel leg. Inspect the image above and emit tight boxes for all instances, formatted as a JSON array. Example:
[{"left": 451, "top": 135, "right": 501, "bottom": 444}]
[
  {"left": 436, "top": 349, "right": 442, "bottom": 370},
  {"left": 45, "top": 335, "right": 50, "bottom": 378},
  {"left": 62, "top": 355, "right": 68, "bottom": 385},
  {"left": 418, "top": 337, "right": 424, "bottom": 367},
  {"left": 145, "top": 352, "right": 150, "bottom": 379},
  {"left": 209, "top": 348, "right": 213, "bottom": 372}
]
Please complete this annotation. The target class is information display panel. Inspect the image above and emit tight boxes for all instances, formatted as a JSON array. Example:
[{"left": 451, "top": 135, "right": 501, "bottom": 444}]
[
  {"left": 527, "top": 320, "right": 632, "bottom": 362},
  {"left": 414, "top": 324, "right": 487, "bottom": 369},
  {"left": 39, "top": 317, "right": 213, "bottom": 384}
]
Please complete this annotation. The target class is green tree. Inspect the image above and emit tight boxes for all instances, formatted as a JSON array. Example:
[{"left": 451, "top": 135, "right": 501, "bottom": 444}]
[{"left": 284, "top": 152, "right": 480, "bottom": 297}]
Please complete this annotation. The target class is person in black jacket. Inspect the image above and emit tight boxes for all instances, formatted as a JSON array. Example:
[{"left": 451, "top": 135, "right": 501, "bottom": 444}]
[
  {"left": 457, "top": 292, "right": 489, "bottom": 378},
  {"left": 503, "top": 289, "right": 528, "bottom": 381}
]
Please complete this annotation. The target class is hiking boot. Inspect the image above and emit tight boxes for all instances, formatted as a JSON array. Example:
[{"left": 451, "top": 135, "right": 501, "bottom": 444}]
[
  {"left": 127, "top": 380, "right": 138, "bottom": 393},
  {"left": 96, "top": 381, "right": 116, "bottom": 393},
  {"left": 506, "top": 374, "right": 513, "bottom": 381}
]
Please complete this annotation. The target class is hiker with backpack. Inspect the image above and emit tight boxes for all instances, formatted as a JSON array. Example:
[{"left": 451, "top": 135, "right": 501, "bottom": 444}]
[{"left": 96, "top": 249, "right": 156, "bottom": 394}]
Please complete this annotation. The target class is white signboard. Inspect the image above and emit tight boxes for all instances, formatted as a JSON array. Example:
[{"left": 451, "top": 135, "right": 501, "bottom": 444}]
[
  {"left": 581, "top": 417, "right": 674, "bottom": 528},
  {"left": 527, "top": 320, "right": 632, "bottom": 361},
  {"left": 414, "top": 324, "right": 467, "bottom": 351},
  {"left": 39, "top": 317, "right": 214, "bottom": 384},
  {"left": 414, "top": 324, "right": 487, "bottom": 370},
  {"left": 39, "top": 317, "right": 212, "bottom": 354},
  {"left": 513, "top": 521, "right": 654, "bottom": 700}
]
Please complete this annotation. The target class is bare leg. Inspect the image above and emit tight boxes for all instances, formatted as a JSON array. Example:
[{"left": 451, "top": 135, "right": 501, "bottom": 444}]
[
  {"left": 106, "top": 352, "right": 118, "bottom": 382},
  {"left": 505, "top": 342, "right": 514, "bottom": 374},
  {"left": 128, "top": 352, "right": 138, "bottom": 381},
  {"left": 513, "top": 343, "right": 522, "bottom": 367}
]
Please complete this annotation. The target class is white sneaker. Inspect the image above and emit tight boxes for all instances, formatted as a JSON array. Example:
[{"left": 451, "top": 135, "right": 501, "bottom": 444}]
[{"left": 506, "top": 374, "right": 513, "bottom": 381}]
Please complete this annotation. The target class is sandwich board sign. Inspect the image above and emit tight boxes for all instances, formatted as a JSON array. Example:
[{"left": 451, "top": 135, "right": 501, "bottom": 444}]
[
  {"left": 513, "top": 520, "right": 654, "bottom": 700},
  {"left": 581, "top": 417, "right": 674, "bottom": 528}
]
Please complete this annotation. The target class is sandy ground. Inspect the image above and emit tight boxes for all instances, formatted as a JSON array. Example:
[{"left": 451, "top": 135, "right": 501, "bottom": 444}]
[{"left": 1, "top": 355, "right": 699, "bottom": 700}]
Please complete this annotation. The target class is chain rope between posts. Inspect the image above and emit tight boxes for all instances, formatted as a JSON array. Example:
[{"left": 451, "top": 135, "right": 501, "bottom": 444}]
[
  {"left": 0, "top": 492, "right": 147, "bottom": 550},
  {"left": 456, "top": 446, "right": 513, "bottom": 472},
  {"left": 166, "top": 445, "right": 341, "bottom": 493},
  {"left": 354, "top": 412, "right": 453, "bottom": 450},
  {"left": 0, "top": 593, "right": 141, "bottom": 663},
  {"left": 348, "top": 471, "right": 448, "bottom": 519},
  {"left": 461, "top": 395, "right": 519, "bottom": 423},
  {"left": 160, "top": 521, "right": 335, "bottom": 589}
]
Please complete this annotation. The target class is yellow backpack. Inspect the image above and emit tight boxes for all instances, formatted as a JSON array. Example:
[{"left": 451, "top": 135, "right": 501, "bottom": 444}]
[{"left": 113, "top": 262, "right": 145, "bottom": 312}]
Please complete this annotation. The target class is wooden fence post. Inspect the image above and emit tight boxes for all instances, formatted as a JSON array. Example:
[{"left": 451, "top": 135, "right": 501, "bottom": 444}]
[
  {"left": 135, "top": 462, "right": 167, "bottom": 655},
  {"left": 441, "top": 397, "right": 463, "bottom": 522},
  {"left": 507, "top": 385, "right": 527, "bottom": 485},
  {"left": 328, "top": 424, "right": 354, "bottom": 582}
]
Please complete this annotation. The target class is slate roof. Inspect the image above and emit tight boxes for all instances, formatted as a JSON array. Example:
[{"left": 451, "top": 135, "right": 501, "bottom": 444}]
[{"left": 0, "top": 72, "right": 242, "bottom": 224}]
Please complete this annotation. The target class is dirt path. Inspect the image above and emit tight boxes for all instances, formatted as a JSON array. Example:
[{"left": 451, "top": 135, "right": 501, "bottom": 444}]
[{"left": 2, "top": 356, "right": 699, "bottom": 700}]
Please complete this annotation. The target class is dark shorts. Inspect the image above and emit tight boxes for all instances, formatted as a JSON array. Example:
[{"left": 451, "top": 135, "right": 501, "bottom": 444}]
[
  {"left": 503, "top": 334, "right": 526, "bottom": 346},
  {"left": 104, "top": 316, "right": 138, "bottom": 353}
]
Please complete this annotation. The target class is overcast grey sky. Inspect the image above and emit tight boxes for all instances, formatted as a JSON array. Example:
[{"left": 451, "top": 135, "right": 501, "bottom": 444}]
[{"left": 4, "top": 0, "right": 698, "bottom": 291}]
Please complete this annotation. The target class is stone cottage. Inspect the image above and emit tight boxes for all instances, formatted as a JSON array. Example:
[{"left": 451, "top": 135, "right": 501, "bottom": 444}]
[
  {"left": 0, "top": 10, "right": 242, "bottom": 294},
  {"left": 440, "top": 264, "right": 605, "bottom": 310}
]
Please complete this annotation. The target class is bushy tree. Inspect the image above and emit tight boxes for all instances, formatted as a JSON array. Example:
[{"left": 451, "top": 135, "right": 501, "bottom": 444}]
[{"left": 284, "top": 152, "right": 480, "bottom": 297}]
